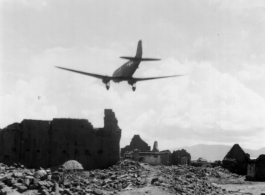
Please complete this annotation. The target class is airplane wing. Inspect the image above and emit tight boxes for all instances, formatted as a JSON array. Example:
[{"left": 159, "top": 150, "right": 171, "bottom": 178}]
[
  {"left": 126, "top": 75, "right": 185, "bottom": 82},
  {"left": 55, "top": 66, "right": 114, "bottom": 79},
  {"left": 56, "top": 66, "right": 185, "bottom": 82}
]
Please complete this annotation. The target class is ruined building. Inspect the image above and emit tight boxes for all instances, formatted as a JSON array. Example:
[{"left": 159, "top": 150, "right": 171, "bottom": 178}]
[
  {"left": 121, "top": 135, "right": 151, "bottom": 157},
  {"left": 171, "top": 149, "right": 191, "bottom": 165},
  {"left": 222, "top": 144, "right": 250, "bottom": 175},
  {"left": 0, "top": 109, "right": 121, "bottom": 170},
  {"left": 247, "top": 154, "right": 265, "bottom": 181}
]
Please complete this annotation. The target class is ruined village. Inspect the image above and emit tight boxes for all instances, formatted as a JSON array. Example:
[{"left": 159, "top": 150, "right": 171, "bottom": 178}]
[
  {"left": 0, "top": 110, "right": 265, "bottom": 195},
  {"left": 2, "top": 1, "right": 265, "bottom": 195}
]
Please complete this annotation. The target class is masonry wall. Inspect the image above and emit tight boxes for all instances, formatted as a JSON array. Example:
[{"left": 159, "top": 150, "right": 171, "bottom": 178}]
[
  {"left": 255, "top": 155, "right": 265, "bottom": 180},
  {"left": 0, "top": 123, "right": 21, "bottom": 165},
  {"left": 247, "top": 162, "right": 256, "bottom": 180},
  {"left": 222, "top": 144, "right": 250, "bottom": 175},
  {"left": 247, "top": 155, "right": 265, "bottom": 181},
  {"left": 0, "top": 109, "right": 121, "bottom": 170},
  {"left": 137, "top": 151, "right": 171, "bottom": 166},
  {"left": 171, "top": 149, "right": 191, "bottom": 165}
]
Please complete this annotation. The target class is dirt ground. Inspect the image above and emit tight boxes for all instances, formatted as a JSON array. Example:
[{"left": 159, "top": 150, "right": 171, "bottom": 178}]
[
  {"left": 209, "top": 170, "right": 265, "bottom": 195},
  {"left": 216, "top": 182, "right": 265, "bottom": 195},
  {"left": 117, "top": 164, "right": 177, "bottom": 195}
]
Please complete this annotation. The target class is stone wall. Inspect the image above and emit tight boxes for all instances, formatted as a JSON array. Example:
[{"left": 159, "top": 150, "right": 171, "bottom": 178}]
[
  {"left": 133, "top": 150, "right": 171, "bottom": 166},
  {"left": 0, "top": 109, "right": 121, "bottom": 170},
  {"left": 152, "top": 141, "right": 159, "bottom": 152},
  {"left": 246, "top": 160, "right": 256, "bottom": 180},
  {"left": 121, "top": 135, "right": 150, "bottom": 157},
  {"left": 247, "top": 155, "right": 265, "bottom": 181}
]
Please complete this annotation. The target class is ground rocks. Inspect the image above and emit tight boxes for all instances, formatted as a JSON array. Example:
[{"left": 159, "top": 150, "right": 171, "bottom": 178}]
[
  {"left": 0, "top": 160, "right": 149, "bottom": 195},
  {"left": 150, "top": 164, "right": 245, "bottom": 195},
  {"left": 0, "top": 162, "right": 56, "bottom": 195},
  {"left": 1, "top": 159, "right": 251, "bottom": 195},
  {"left": 34, "top": 170, "right": 47, "bottom": 180}
]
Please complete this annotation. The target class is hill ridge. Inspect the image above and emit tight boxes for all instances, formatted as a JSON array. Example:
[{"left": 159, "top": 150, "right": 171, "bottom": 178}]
[{"left": 171, "top": 144, "right": 265, "bottom": 161}]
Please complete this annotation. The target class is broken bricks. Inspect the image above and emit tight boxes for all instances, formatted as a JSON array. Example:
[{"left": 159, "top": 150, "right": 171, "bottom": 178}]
[{"left": 0, "top": 159, "right": 250, "bottom": 195}]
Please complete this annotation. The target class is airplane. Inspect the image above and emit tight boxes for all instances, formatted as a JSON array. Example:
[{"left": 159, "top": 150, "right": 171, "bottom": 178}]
[{"left": 56, "top": 40, "right": 184, "bottom": 91}]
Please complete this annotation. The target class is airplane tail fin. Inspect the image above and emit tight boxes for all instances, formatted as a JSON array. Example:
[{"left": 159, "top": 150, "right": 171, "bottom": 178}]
[
  {"left": 120, "top": 40, "right": 161, "bottom": 61},
  {"left": 135, "top": 40, "right": 142, "bottom": 58}
]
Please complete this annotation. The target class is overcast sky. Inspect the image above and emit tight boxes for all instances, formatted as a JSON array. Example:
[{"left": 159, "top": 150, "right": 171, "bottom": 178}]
[{"left": 1, "top": 0, "right": 265, "bottom": 150}]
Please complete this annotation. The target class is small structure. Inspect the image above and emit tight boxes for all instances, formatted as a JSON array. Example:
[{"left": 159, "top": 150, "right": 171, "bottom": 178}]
[
  {"left": 152, "top": 141, "right": 159, "bottom": 152},
  {"left": 121, "top": 135, "right": 151, "bottom": 157},
  {"left": 197, "top": 157, "right": 207, "bottom": 163},
  {"left": 171, "top": 149, "right": 191, "bottom": 165},
  {"left": 246, "top": 155, "right": 265, "bottom": 181},
  {"left": 222, "top": 144, "right": 250, "bottom": 175},
  {"left": 191, "top": 157, "right": 208, "bottom": 167},
  {"left": 63, "top": 160, "right": 84, "bottom": 171},
  {"left": 121, "top": 135, "right": 179, "bottom": 166}
]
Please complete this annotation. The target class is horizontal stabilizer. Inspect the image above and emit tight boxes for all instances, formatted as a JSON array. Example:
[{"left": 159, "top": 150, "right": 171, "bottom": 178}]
[{"left": 120, "top": 56, "right": 161, "bottom": 61}]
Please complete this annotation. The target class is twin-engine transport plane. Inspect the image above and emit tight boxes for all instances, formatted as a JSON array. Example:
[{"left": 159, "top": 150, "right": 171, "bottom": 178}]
[{"left": 56, "top": 40, "right": 184, "bottom": 91}]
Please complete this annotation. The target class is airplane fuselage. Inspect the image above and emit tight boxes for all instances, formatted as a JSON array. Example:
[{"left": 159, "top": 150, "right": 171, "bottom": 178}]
[{"left": 112, "top": 60, "right": 141, "bottom": 83}]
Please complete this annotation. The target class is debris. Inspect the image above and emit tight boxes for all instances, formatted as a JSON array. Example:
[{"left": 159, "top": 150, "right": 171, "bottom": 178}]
[{"left": 0, "top": 159, "right": 251, "bottom": 195}]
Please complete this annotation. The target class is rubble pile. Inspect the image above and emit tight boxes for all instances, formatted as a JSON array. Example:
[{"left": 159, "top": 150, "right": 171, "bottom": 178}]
[
  {"left": 0, "top": 162, "right": 56, "bottom": 195},
  {"left": 213, "top": 166, "right": 242, "bottom": 179},
  {"left": 1, "top": 160, "right": 247, "bottom": 195},
  {"left": 151, "top": 165, "right": 243, "bottom": 194},
  {"left": 0, "top": 160, "right": 148, "bottom": 195},
  {"left": 62, "top": 159, "right": 148, "bottom": 193}
]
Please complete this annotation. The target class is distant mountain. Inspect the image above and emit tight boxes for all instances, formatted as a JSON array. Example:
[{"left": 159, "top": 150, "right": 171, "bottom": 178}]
[{"left": 171, "top": 144, "right": 265, "bottom": 162}]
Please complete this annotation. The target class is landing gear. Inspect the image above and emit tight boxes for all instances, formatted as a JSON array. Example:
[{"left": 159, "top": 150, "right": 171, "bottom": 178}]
[
  {"left": 106, "top": 83, "right": 110, "bottom": 90},
  {"left": 102, "top": 78, "right": 111, "bottom": 91},
  {"left": 128, "top": 81, "right": 137, "bottom": 91},
  {"left": 132, "top": 83, "right": 136, "bottom": 91}
]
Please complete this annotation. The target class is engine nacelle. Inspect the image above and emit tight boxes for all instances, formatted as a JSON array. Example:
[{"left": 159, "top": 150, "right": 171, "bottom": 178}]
[
  {"left": 102, "top": 78, "right": 110, "bottom": 84},
  {"left": 128, "top": 80, "right": 136, "bottom": 86}
]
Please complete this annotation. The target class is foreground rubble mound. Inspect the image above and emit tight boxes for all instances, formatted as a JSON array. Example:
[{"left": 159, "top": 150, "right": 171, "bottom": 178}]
[
  {"left": 0, "top": 160, "right": 149, "bottom": 195},
  {"left": 0, "top": 160, "right": 253, "bottom": 195},
  {"left": 62, "top": 159, "right": 149, "bottom": 193},
  {"left": 150, "top": 165, "right": 245, "bottom": 195}
]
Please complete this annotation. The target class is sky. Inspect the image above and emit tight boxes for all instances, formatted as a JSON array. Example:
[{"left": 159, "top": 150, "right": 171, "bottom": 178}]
[{"left": 1, "top": 0, "right": 265, "bottom": 150}]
